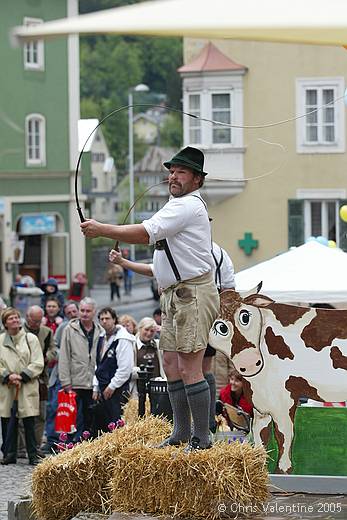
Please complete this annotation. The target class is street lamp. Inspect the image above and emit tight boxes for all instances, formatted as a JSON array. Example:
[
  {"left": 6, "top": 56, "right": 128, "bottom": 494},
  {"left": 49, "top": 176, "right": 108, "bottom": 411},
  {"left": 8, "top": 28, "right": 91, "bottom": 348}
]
[{"left": 128, "top": 83, "right": 149, "bottom": 261}]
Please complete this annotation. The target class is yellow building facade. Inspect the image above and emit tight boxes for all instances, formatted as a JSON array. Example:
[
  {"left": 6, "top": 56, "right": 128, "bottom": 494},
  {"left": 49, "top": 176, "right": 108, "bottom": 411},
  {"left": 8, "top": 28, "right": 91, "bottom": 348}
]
[{"left": 181, "top": 39, "right": 347, "bottom": 273}]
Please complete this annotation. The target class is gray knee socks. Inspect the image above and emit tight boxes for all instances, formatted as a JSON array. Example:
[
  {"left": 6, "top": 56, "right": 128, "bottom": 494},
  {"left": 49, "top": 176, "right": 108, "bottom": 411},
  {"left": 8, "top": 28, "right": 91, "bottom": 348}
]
[
  {"left": 204, "top": 372, "right": 217, "bottom": 432},
  {"left": 185, "top": 379, "right": 210, "bottom": 447},
  {"left": 167, "top": 379, "right": 191, "bottom": 443}
]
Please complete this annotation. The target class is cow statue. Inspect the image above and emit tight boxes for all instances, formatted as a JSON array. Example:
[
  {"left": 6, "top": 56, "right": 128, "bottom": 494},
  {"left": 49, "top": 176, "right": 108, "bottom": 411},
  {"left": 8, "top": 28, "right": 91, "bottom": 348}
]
[{"left": 209, "top": 283, "right": 347, "bottom": 473}]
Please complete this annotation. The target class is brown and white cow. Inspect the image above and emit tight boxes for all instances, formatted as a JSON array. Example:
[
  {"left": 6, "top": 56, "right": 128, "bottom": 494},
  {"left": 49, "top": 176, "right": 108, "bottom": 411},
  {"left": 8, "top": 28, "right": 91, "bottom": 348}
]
[{"left": 209, "top": 284, "right": 347, "bottom": 473}]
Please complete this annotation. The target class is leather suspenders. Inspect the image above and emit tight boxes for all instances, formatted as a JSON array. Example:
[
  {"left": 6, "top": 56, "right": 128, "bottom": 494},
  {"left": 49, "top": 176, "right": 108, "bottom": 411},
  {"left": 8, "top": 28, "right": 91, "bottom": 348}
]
[
  {"left": 154, "top": 238, "right": 181, "bottom": 282},
  {"left": 212, "top": 245, "right": 224, "bottom": 290}
]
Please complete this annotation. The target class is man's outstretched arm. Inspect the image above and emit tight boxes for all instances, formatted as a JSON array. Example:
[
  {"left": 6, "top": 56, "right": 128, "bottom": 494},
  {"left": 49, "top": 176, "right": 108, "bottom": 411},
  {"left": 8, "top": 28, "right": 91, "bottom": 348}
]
[
  {"left": 109, "top": 249, "right": 154, "bottom": 277},
  {"left": 80, "top": 219, "right": 149, "bottom": 244}
]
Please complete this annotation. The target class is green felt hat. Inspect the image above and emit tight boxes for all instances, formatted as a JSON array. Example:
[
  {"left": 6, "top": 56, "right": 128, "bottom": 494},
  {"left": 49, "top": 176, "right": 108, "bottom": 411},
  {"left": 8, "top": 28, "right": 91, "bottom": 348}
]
[{"left": 163, "top": 146, "right": 208, "bottom": 176}]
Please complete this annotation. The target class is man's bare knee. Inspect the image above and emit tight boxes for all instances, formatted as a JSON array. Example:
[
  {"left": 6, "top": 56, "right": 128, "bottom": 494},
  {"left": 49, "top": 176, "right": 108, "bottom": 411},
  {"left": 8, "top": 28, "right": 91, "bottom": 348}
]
[
  {"left": 202, "top": 356, "right": 212, "bottom": 374},
  {"left": 178, "top": 350, "right": 205, "bottom": 384},
  {"left": 163, "top": 351, "right": 181, "bottom": 381}
]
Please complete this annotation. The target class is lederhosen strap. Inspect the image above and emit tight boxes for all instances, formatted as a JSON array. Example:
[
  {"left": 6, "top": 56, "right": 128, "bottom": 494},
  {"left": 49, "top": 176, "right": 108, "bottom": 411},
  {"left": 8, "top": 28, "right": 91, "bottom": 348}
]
[
  {"left": 212, "top": 245, "right": 223, "bottom": 290},
  {"left": 155, "top": 239, "right": 181, "bottom": 281},
  {"left": 154, "top": 194, "right": 210, "bottom": 283}
]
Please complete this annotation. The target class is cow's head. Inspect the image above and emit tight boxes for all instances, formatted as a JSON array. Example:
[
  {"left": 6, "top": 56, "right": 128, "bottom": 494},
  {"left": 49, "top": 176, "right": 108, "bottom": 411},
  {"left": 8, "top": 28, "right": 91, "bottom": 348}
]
[{"left": 209, "top": 283, "right": 274, "bottom": 377}]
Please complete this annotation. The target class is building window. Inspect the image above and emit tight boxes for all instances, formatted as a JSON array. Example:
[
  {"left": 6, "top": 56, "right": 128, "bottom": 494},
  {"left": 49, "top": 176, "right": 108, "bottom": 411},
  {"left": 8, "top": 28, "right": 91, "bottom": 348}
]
[
  {"left": 188, "top": 94, "right": 201, "bottom": 144},
  {"left": 114, "top": 202, "right": 123, "bottom": 212},
  {"left": 296, "top": 78, "right": 345, "bottom": 153},
  {"left": 184, "top": 88, "right": 236, "bottom": 148},
  {"left": 23, "top": 18, "right": 44, "bottom": 71},
  {"left": 212, "top": 93, "right": 231, "bottom": 144},
  {"left": 25, "top": 114, "right": 46, "bottom": 166},
  {"left": 288, "top": 196, "right": 347, "bottom": 248},
  {"left": 305, "top": 88, "right": 335, "bottom": 143},
  {"left": 92, "top": 177, "right": 97, "bottom": 189},
  {"left": 145, "top": 200, "right": 160, "bottom": 212},
  {"left": 307, "top": 200, "right": 338, "bottom": 241},
  {"left": 91, "top": 152, "right": 105, "bottom": 162}
]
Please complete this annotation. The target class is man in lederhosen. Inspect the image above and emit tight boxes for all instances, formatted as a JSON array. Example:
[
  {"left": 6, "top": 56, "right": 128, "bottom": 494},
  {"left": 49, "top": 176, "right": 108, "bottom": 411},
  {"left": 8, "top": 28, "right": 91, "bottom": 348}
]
[{"left": 81, "top": 147, "right": 219, "bottom": 451}]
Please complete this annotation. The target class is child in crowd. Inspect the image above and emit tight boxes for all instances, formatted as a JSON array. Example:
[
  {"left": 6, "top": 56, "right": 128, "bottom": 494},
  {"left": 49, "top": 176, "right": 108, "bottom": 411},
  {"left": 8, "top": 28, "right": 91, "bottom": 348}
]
[
  {"left": 219, "top": 369, "right": 253, "bottom": 416},
  {"left": 40, "top": 278, "right": 65, "bottom": 315}
]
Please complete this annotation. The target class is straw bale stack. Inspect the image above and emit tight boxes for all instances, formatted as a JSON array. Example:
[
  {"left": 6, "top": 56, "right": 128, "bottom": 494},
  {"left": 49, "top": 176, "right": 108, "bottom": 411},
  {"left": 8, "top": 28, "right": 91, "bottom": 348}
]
[
  {"left": 123, "top": 397, "right": 150, "bottom": 424},
  {"left": 109, "top": 442, "right": 269, "bottom": 520},
  {"left": 31, "top": 416, "right": 171, "bottom": 520}
]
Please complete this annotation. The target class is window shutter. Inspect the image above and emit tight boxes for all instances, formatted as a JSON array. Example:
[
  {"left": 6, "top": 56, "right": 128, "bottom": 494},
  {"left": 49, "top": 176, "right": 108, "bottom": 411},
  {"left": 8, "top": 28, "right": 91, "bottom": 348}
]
[
  {"left": 339, "top": 200, "right": 347, "bottom": 251},
  {"left": 288, "top": 199, "right": 304, "bottom": 247}
]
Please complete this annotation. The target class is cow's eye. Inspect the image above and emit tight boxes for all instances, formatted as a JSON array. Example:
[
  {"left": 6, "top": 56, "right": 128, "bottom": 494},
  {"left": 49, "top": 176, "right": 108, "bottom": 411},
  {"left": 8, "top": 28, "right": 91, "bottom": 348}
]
[
  {"left": 214, "top": 320, "right": 229, "bottom": 336},
  {"left": 239, "top": 310, "right": 251, "bottom": 326}
]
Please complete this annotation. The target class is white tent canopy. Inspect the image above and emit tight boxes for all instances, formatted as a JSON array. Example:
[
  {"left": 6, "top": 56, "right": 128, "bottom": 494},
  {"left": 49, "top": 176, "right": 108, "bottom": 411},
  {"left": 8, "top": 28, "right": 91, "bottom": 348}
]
[
  {"left": 235, "top": 241, "right": 347, "bottom": 304},
  {"left": 11, "top": 0, "right": 347, "bottom": 46}
]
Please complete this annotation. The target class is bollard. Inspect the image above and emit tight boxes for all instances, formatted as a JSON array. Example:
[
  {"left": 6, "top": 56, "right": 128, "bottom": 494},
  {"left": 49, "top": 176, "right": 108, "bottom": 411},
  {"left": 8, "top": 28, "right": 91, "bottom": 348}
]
[
  {"left": 8, "top": 499, "right": 36, "bottom": 520},
  {"left": 137, "top": 360, "right": 154, "bottom": 417}
]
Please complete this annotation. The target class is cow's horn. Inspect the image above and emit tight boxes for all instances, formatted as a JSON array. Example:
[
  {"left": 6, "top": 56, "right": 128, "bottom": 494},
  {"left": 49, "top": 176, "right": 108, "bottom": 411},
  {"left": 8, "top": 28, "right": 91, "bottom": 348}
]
[{"left": 238, "top": 281, "right": 263, "bottom": 299}]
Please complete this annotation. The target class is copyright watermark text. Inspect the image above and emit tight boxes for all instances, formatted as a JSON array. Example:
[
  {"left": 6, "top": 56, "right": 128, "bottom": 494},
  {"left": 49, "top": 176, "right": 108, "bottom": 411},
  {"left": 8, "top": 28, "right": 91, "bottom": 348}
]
[{"left": 217, "top": 501, "right": 342, "bottom": 515}]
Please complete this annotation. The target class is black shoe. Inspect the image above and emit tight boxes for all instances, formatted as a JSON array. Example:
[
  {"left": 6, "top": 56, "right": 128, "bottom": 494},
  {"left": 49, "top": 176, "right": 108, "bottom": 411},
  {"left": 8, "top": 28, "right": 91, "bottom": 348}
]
[
  {"left": 1, "top": 456, "right": 17, "bottom": 465},
  {"left": 36, "top": 448, "right": 46, "bottom": 458},
  {"left": 29, "top": 458, "right": 40, "bottom": 466},
  {"left": 152, "top": 437, "right": 184, "bottom": 448},
  {"left": 17, "top": 450, "right": 28, "bottom": 459},
  {"left": 183, "top": 436, "right": 212, "bottom": 454},
  {"left": 41, "top": 443, "right": 54, "bottom": 454}
]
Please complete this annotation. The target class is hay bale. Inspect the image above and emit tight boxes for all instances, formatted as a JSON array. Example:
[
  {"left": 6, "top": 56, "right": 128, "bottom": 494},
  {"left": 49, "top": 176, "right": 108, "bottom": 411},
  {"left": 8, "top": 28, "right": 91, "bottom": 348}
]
[
  {"left": 123, "top": 397, "right": 150, "bottom": 424},
  {"left": 31, "top": 416, "right": 171, "bottom": 520},
  {"left": 109, "top": 442, "right": 269, "bottom": 520}
]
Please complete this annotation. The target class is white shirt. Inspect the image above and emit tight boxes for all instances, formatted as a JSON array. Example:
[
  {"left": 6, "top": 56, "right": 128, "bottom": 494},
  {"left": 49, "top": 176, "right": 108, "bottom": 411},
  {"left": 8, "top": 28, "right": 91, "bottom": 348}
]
[
  {"left": 143, "top": 190, "right": 214, "bottom": 289},
  {"left": 211, "top": 242, "right": 235, "bottom": 290}
]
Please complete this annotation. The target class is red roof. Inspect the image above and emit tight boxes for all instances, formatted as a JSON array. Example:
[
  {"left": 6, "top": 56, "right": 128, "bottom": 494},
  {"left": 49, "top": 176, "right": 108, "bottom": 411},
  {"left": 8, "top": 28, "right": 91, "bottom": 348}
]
[{"left": 178, "top": 42, "right": 247, "bottom": 73}]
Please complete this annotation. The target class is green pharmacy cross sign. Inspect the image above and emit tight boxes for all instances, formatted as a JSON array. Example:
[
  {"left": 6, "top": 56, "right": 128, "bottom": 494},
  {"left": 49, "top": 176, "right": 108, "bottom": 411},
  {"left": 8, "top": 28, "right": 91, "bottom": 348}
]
[{"left": 238, "top": 232, "right": 259, "bottom": 255}]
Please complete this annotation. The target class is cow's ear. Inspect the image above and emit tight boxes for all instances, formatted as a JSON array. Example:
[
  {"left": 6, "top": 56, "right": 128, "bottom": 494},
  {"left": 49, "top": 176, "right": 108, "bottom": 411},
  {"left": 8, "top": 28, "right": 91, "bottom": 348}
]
[
  {"left": 220, "top": 289, "right": 240, "bottom": 305},
  {"left": 244, "top": 294, "right": 274, "bottom": 307}
]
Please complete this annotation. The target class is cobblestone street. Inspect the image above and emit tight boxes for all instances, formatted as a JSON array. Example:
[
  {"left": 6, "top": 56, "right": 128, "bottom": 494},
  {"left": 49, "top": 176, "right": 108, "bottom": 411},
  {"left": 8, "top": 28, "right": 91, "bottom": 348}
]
[
  {"left": 1, "top": 455, "right": 347, "bottom": 520},
  {"left": 0, "top": 457, "right": 33, "bottom": 520}
]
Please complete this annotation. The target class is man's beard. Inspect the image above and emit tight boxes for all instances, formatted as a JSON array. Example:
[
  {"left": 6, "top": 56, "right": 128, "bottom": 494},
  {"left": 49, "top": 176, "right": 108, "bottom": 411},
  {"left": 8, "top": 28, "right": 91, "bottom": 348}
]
[{"left": 169, "top": 183, "right": 183, "bottom": 197}]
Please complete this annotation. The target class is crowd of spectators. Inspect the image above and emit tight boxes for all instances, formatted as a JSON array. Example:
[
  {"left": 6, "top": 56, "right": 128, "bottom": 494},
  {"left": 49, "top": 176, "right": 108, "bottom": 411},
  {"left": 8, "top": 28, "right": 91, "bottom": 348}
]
[
  {"left": 0, "top": 273, "right": 249, "bottom": 465},
  {"left": 0, "top": 276, "right": 170, "bottom": 463}
]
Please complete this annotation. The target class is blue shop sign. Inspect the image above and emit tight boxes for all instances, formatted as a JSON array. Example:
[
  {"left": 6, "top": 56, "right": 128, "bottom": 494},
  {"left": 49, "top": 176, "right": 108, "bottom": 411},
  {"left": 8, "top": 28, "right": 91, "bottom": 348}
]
[{"left": 20, "top": 214, "right": 56, "bottom": 235}]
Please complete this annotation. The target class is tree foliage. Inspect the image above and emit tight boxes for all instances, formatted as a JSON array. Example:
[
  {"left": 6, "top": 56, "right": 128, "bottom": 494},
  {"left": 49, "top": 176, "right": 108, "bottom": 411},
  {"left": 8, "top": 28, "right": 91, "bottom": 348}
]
[
  {"left": 79, "top": 0, "right": 183, "bottom": 177},
  {"left": 159, "top": 113, "right": 183, "bottom": 149}
]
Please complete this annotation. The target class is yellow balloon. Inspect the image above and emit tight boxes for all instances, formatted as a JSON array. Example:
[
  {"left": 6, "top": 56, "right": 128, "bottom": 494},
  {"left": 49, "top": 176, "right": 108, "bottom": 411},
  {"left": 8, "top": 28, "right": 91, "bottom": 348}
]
[
  {"left": 340, "top": 205, "right": 347, "bottom": 222},
  {"left": 328, "top": 240, "right": 337, "bottom": 248}
]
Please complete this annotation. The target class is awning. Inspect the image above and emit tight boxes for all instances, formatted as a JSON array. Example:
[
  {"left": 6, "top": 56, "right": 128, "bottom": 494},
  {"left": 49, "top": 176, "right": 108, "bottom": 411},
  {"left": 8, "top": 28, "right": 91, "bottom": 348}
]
[
  {"left": 235, "top": 241, "right": 347, "bottom": 304},
  {"left": 11, "top": 0, "right": 347, "bottom": 47}
]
